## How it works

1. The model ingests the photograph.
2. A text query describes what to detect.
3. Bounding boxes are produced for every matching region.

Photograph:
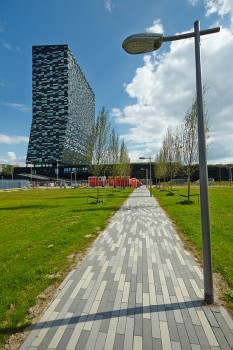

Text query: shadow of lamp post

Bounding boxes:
[123,21,220,304]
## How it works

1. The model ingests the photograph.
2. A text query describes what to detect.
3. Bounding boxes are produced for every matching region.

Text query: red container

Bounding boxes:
[88,177,106,187]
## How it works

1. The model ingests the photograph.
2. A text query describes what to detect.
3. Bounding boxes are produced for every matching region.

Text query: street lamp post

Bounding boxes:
[71,172,73,187]
[229,167,232,187]
[140,168,149,188]
[123,21,220,304]
[56,161,59,184]
[139,157,152,197]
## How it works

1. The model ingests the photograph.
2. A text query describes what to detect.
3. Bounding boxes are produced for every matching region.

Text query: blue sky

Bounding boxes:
[0,0,233,165]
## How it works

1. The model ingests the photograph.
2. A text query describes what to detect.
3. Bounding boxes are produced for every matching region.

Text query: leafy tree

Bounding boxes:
[107,127,119,185]
[179,90,209,201]
[154,152,167,187]
[161,126,181,191]
[119,139,131,186]
[2,165,14,176]
[91,107,111,176]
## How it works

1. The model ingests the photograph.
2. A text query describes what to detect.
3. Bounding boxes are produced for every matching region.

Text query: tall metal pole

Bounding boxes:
[194,20,214,304]
[57,162,59,183]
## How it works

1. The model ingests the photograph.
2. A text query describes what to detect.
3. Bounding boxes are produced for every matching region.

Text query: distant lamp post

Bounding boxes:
[123,21,220,304]
[141,167,148,188]
[71,172,74,187]
[139,157,152,196]
[229,167,232,187]
[56,161,59,183]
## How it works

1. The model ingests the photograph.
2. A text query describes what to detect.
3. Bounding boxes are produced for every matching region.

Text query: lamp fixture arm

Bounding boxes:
[163,27,220,43]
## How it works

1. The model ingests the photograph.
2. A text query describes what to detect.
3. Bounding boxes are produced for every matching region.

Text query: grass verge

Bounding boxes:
[152,186,233,313]
[0,187,133,348]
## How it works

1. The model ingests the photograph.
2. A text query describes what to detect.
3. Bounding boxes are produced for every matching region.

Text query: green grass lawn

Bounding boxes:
[152,185,233,311]
[0,187,133,347]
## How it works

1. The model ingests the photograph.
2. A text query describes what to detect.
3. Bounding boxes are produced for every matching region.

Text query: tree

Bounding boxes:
[91,107,111,179]
[107,127,119,185]
[119,139,131,186]
[179,89,209,201]
[2,165,14,176]
[154,152,167,187]
[161,126,181,191]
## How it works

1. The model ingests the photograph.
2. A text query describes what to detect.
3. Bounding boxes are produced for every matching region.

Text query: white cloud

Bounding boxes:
[1,102,30,112]
[0,152,26,166]
[112,20,233,164]
[188,0,199,6]
[0,134,29,144]
[146,19,164,34]
[0,39,20,52]
[104,0,115,12]
[205,0,233,28]
[7,151,16,161]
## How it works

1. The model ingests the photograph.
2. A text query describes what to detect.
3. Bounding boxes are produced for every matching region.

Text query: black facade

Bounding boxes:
[13,164,232,184]
[26,45,95,166]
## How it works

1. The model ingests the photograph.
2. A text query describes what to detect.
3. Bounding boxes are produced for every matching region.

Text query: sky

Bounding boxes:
[0,0,233,166]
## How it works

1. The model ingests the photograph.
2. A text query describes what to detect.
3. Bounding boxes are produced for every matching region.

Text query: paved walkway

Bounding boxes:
[20,187,233,350]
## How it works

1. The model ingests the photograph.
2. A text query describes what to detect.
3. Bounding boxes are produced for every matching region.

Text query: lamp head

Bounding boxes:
[122,33,163,54]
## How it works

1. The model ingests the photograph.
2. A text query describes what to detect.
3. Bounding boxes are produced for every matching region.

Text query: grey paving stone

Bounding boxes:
[143,319,153,350]
[166,309,180,342]
[123,317,134,350]
[56,328,75,350]
[108,281,119,302]
[177,322,192,350]
[181,309,199,344]
[94,332,107,349]
[114,334,125,350]
[152,337,163,350]
[75,329,90,350]
[212,327,232,350]
[127,291,136,317]
[97,289,110,314]
[130,273,137,292]
[134,305,143,336]
[83,314,103,350]
[142,273,149,293]
[211,311,233,348]
[194,325,212,349]
[99,302,113,333]
[116,303,128,335]
[125,267,132,282]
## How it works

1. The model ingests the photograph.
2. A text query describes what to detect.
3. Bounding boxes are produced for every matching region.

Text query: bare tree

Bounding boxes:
[107,127,119,185]
[162,126,181,191]
[119,139,131,186]
[91,107,111,179]
[179,90,209,201]
[154,152,166,187]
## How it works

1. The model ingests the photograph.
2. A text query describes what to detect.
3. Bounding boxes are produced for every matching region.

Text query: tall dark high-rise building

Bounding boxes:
[26,45,95,166]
